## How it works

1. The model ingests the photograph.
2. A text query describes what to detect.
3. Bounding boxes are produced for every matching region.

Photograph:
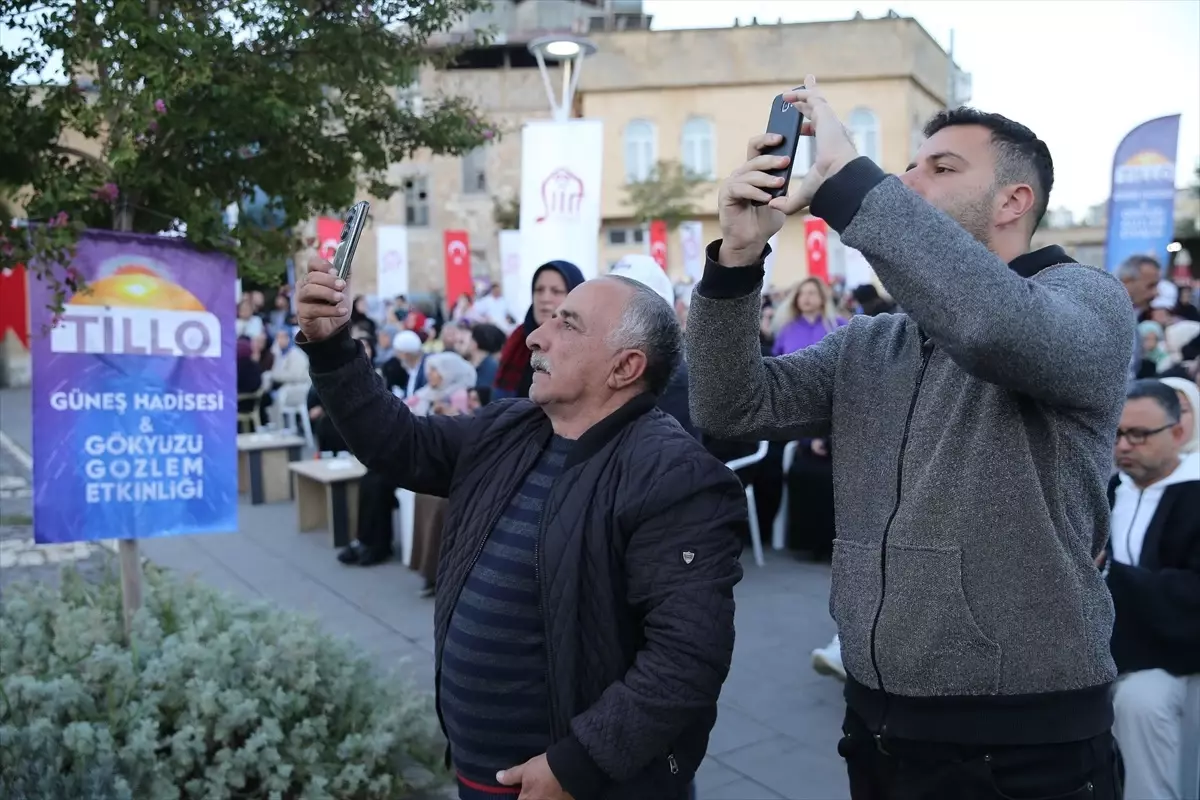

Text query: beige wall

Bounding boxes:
[579,17,950,288]
[347,63,564,297]
[328,17,956,297]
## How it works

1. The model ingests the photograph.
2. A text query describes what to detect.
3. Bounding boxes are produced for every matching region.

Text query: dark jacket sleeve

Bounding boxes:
[545,457,746,794]
[298,327,472,497]
[1107,538,1200,674]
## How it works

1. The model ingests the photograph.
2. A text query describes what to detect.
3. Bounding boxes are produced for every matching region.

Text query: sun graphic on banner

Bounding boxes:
[1123,150,1170,167]
[71,257,206,311]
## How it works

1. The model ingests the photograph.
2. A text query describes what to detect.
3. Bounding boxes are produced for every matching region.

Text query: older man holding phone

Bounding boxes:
[687,76,1134,798]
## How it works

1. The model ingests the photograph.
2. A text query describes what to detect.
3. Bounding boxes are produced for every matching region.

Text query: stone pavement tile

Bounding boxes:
[694,756,743,793]
[701,776,786,799]
[718,736,848,800]
[707,702,782,756]
[231,501,437,643]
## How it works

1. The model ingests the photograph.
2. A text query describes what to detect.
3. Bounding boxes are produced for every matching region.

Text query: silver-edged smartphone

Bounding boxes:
[332,201,370,281]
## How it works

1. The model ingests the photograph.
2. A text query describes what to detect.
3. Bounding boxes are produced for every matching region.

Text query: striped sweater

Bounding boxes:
[440,435,570,794]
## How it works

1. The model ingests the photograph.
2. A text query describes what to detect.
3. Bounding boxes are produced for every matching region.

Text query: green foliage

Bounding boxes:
[622,160,710,231]
[0,568,447,800]
[492,195,520,230]
[0,0,498,311]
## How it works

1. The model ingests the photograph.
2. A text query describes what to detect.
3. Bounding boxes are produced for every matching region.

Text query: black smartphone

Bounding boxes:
[332,201,370,281]
[758,92,805,203]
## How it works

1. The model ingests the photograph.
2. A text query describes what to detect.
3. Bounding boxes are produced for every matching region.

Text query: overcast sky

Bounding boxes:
[644,0,1200,218]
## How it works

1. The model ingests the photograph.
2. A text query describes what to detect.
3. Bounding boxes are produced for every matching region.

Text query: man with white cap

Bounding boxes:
[610,255,697,438]
[381,329,427,397]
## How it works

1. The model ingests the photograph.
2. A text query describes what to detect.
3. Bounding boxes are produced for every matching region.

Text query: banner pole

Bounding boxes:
[114,202,143,642]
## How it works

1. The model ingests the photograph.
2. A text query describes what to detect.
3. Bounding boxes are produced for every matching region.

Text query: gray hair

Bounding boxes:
[1116,255,1161,282]
[604,274,683,396]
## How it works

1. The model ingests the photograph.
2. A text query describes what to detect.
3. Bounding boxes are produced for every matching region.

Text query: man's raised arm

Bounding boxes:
[686,240,844,441]
[295,262,469,497]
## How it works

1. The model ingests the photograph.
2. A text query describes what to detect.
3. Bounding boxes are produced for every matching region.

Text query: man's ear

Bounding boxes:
[607,349,648,391]
[997,182,1036,229]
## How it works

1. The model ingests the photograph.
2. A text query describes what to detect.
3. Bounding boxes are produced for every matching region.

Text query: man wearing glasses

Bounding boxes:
[1101,379,1200,800]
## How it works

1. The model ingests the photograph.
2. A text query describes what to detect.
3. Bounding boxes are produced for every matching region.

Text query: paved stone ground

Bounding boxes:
[0,386,850,799]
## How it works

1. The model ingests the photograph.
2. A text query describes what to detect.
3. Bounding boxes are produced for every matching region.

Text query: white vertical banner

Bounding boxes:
[498,229,524,321]
[519,119,604,309]
[678,220,705,283]
[843,245,876,291]
[376,225,409,302]
[762,232,781,291]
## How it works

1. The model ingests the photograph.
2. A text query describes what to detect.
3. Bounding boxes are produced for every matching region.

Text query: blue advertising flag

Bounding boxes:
[1104,115,1181,273]
[28,231,239,544]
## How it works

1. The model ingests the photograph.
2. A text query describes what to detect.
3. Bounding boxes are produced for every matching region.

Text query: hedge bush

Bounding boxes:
[0,567,447,800]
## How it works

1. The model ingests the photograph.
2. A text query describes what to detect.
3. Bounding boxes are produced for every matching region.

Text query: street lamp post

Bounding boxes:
[528,34,598,122]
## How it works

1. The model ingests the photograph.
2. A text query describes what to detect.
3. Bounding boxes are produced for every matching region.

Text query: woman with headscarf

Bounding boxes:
[403,352,478,594]
[349,294,377,343]
[493,260,585,399]
[1161,377,1200,459]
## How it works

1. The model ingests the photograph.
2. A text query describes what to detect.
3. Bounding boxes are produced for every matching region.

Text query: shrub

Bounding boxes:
[0,567,447,800]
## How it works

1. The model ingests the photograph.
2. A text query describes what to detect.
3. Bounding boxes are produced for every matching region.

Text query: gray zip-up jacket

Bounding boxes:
[686,157,1136,746]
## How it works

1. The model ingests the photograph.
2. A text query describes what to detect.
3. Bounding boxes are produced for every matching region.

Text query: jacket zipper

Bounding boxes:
[866,336,934,747]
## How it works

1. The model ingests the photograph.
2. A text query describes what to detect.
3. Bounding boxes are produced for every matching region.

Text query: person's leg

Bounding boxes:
[838,707,890,800]
[353,471,396,566]
[812,633,845,680]
[1113,668,1188,800]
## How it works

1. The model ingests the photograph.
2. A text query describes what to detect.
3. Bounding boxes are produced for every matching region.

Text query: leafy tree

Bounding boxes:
[0,0,498,311]
[492,195,520,230]
[622,160,709,231]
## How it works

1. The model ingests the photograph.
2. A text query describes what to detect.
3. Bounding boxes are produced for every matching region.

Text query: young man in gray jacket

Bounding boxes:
[686,76,1135,798]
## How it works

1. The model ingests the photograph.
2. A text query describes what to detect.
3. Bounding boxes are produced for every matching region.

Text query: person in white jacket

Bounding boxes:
[267,328,311,427]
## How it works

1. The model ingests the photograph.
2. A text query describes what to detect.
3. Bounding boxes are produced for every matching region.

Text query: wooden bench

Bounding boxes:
[288,458,368,547]
[237,432,307,505]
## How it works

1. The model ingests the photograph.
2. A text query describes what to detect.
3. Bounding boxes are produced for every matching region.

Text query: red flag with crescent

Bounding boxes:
[805,217,829,282]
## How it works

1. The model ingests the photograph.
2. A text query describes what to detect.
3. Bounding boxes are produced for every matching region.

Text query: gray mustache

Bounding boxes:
[530,354,551,374]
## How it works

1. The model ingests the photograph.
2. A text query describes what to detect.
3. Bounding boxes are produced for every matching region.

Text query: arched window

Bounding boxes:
[680,117,715,179]
[624,120,657,183]
[847,107,881,165]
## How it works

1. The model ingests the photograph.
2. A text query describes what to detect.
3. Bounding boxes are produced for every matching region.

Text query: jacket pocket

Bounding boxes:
[874,543,1001,696]
[830,539,884,687]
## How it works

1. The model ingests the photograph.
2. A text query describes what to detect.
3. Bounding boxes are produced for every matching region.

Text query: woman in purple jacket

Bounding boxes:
[771,276,847,356]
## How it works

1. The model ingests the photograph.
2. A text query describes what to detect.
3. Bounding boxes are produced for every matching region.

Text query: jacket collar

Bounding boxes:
[563,392,658,469]
[1009,245,1076,278]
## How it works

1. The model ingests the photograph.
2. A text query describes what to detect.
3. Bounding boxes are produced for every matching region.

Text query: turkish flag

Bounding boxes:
[649,220,668,271]
[316,216,342,262]
[443,230,473,302]
[0,264,30,349]
[804,217,829,282]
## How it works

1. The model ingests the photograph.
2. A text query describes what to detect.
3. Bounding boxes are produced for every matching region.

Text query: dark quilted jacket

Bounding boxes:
[301,329,747,800]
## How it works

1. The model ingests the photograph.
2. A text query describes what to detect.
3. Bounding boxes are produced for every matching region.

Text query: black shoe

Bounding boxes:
[358,546,392,567]
[420,580,436,599]
[337,542,364,565]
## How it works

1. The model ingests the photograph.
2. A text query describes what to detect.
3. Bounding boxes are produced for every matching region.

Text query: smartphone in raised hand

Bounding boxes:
[332,201,370,281]
[757,92,805,204]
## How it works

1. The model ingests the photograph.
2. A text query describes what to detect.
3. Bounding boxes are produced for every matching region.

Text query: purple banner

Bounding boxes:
[1104,114,1181,273]
[29,230,238,544]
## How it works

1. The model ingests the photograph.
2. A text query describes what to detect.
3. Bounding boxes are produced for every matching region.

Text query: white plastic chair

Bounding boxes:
[724,441,770,567]
[772,440,802,552]
[1181,675,1200,798]
[276,403,314,447]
